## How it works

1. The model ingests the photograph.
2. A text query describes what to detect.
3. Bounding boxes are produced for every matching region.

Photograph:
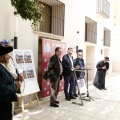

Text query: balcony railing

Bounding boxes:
[96,0,110,18]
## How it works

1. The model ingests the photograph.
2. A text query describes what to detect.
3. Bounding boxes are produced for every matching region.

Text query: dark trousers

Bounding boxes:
[0,102,12,120]
[50,77,60,105]
[102,72,106,88]
[64,72,75,98]
[93,71,107,89]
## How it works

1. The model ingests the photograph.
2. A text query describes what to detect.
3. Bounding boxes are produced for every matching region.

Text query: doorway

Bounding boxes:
[86,46,95,80]
[104,48,110,74]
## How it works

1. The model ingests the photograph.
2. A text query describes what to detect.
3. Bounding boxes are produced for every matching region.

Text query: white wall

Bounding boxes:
[112,34,120,71]
[18,18,38,71]
[0,0,39,72]
[112,0,120,72]
[0,0,14,45]
[0,0,114,79]
[84,0,114,75]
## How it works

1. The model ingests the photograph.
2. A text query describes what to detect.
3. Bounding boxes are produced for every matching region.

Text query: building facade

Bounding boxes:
[0,0,114,82]
[113,0,120,72]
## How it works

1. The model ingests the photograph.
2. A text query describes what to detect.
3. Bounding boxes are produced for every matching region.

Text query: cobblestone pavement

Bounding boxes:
[14,72,120,120]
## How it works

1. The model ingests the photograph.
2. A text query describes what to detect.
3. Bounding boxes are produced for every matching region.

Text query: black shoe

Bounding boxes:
[65,97,71,101]
[69,96,77,99]
[74,94,78,97]
[81,93,85,95]
[50,104,59,107]
[55,101,59,104]
[103,88,107,90]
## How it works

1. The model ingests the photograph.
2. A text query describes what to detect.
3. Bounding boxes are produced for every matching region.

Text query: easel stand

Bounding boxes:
[15,92,41,115]
[72,68,94,106]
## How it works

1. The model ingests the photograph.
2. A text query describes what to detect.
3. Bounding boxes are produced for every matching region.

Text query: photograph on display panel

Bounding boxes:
[15,51,24,64]
[13,49,40,96]
[24,51,32,63]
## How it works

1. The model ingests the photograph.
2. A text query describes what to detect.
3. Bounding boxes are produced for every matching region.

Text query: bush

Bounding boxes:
[11,0,44,28]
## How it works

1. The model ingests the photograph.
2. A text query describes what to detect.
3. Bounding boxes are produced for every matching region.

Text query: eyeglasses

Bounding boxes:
[58,51,62,52]
[78,54,82,56]
[3,44,10,47]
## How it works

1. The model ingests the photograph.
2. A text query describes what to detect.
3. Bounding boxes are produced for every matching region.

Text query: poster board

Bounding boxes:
[42,38,66,98]
[13,50,40,96]
[77,78,87,94]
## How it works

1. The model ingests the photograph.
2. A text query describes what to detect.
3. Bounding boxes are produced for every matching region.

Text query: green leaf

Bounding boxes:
[10,0,44,29]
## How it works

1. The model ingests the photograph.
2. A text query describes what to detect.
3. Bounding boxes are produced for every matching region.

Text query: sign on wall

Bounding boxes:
[13,50,40,96]
[42,38,66,98]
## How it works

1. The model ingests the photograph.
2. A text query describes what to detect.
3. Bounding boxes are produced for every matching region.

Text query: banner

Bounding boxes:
[13,50,40,96]
[42,38,66,98]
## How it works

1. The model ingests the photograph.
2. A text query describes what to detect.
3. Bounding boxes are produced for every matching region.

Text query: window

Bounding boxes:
[85,17,97,44]
[35,0,65,36]
[96,0,110,18]
[104,28,111,47]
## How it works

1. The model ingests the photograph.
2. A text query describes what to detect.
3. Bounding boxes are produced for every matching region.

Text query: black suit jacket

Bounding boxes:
[96,60,109,72]
[47,54,62,83]
[62,54,73,76]
[0,64,17,102]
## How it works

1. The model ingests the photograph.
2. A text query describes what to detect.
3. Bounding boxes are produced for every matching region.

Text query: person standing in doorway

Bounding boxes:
[47,47,62,107]
[62,47,76,101]
[93,56,110,90]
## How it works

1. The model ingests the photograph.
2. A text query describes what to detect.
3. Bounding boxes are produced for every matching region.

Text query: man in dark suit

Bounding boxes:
[62,47,76,101]
[47,47,62,107]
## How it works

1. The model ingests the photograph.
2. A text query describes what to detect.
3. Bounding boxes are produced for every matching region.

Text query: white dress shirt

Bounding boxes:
[68,55,73,68]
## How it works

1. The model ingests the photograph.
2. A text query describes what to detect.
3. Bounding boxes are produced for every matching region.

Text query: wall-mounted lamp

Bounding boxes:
[76,31,79,53]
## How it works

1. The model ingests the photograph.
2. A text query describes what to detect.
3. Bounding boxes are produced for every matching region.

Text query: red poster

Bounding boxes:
[42,38,66,98]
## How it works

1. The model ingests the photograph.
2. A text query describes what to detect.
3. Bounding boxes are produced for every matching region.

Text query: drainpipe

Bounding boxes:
[76,31,79,53]
[14,11,18,49]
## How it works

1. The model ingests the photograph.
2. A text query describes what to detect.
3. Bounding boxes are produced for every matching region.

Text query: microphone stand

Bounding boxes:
[72,68,95,106]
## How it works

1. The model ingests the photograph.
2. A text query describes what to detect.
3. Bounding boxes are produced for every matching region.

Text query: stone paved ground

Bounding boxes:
[13,72,120,120]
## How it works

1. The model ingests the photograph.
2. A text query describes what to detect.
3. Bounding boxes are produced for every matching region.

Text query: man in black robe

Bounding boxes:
[93,56,110,90]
